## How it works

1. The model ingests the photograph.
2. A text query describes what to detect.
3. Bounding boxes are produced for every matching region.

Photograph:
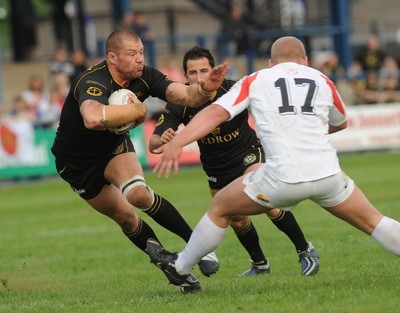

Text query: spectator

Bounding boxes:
[131,11,153,48]
[7,95,35,122]
[314,51,346,83]
[50,73,70,113]
[353,33,388,74]
[355,69,400,104]
[49,47,75,83]
[349,33,399,104]
[10,0,38,61]
[21,74,58,129]
[216,5,250,60]
[119,10,153,60]
[51,0,74,52]
[69,48,89,84]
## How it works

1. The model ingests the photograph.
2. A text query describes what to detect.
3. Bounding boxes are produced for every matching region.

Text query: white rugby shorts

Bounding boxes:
[242,167,354,210]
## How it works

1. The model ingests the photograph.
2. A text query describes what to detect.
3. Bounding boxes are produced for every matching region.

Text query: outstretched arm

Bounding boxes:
[153,104,230,178]
[165,62,230,107]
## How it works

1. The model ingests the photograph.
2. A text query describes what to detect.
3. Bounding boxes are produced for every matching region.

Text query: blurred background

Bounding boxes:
[0,0,399,106]
[1,0,400,180]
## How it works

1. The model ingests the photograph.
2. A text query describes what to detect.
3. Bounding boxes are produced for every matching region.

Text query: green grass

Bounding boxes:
[1,151,399,313]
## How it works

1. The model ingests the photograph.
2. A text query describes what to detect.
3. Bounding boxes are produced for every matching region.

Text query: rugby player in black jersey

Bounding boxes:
[149,46,319,277]
[51,30,230,294]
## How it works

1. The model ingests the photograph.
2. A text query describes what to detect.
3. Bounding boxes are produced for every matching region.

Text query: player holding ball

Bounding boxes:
[51,29,230,294]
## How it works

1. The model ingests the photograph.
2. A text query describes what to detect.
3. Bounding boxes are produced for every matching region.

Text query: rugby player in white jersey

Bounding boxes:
[146,36,400,292]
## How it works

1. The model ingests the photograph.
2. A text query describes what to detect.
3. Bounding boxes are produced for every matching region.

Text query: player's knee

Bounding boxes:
[230,215,250,232]
[266,207,282,218]
[120,175,154,209]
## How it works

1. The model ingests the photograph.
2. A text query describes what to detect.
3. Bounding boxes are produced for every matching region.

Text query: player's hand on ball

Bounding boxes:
[107,89,146,134]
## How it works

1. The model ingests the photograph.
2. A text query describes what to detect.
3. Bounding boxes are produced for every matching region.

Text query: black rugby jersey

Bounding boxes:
[51,60,173,166]
[153,79,260,171]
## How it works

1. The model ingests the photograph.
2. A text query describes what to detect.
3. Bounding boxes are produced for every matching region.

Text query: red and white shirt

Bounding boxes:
[214,62,347,183]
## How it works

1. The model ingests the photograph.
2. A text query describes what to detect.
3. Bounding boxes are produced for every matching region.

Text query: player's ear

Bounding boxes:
[107,52,117,65]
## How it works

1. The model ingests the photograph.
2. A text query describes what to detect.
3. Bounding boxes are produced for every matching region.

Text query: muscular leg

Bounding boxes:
[267,208,308,252]
[325,185,400,255]
[142,193,193,242]
[86,183,159,252]
[210,188,267,265]
[106,152,193,243]
[176,176,268,274]
[230,215,268,264]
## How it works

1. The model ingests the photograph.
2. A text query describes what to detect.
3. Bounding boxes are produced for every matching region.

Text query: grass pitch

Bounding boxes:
[1,151,399,313]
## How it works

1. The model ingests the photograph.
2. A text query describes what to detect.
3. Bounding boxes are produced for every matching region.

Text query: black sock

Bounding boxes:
[142,193,193,242]
[234,221,267,264]
[269,210,308,252]
[123,218,159,253]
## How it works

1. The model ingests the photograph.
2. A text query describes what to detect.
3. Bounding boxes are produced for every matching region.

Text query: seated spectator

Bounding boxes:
[50,72,70,112]
[355,69,400,104]
[21,74,59,128]
[48,46,74,83]
[69,48,88,84]
[7,94,35,122]
[317,51,346,83]
[349,33,400,104]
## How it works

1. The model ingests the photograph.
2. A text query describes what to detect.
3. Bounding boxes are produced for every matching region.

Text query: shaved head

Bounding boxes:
[270,36,307,65]
[106,29,140,54]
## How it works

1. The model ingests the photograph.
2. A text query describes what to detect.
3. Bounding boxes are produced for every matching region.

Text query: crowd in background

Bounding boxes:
[312,33,400,106]
[1,46,89,131]
[2,2,400,131]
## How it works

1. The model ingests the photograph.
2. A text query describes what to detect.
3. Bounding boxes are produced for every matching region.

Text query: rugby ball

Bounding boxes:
[107,89,138,135]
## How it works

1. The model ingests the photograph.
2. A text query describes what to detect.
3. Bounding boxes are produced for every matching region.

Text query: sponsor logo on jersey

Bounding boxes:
[156,114,165,127]
[256,194,270,202]
[134,91,144,98]
[211,127,221,136]
[74,188,86,195]
[243,153,256,166]
[112,140,127,154]
[199,127,240,145]
[86,86,103,96]
[207,176,217,183]
[86,80,107,90]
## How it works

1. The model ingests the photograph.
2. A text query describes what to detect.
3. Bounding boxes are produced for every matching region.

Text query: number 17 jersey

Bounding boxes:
[214,62,348,183]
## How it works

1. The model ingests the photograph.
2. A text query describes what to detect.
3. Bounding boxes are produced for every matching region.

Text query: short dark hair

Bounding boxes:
[106,29,139,54]
[182,46,215,73]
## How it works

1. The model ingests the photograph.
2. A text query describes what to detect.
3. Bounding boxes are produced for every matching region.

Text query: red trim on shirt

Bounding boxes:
[321,74,345,115]
[232,72,258,106]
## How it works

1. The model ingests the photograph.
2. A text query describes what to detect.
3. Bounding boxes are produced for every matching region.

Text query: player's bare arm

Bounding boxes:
[165,62,230,107]
[149,128,176,154]
[328,121,347,134]
[154,104,230,178]
[80,97,147,130]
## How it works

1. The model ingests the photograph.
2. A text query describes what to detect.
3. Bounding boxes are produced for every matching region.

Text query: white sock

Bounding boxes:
[175,213,227,274]
[371,216,400,256]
